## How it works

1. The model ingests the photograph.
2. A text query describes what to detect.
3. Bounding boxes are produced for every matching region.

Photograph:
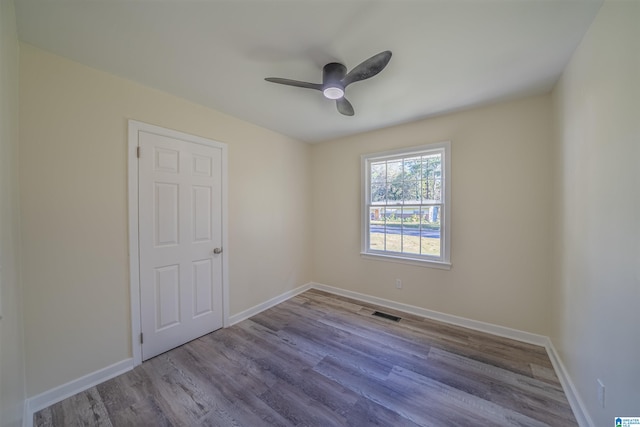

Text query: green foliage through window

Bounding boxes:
[363,142,450,265]
[370,154,441,204]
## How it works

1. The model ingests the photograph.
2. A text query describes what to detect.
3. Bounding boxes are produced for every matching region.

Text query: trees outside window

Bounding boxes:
[361,142,450,268]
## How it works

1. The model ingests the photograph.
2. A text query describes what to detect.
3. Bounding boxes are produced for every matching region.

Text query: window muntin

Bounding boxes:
[362,142,450,267]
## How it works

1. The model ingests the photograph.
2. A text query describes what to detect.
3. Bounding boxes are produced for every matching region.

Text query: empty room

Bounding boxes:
[1,1,638,426]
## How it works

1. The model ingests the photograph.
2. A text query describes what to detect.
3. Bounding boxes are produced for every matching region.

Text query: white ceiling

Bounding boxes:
[15,0,602,143]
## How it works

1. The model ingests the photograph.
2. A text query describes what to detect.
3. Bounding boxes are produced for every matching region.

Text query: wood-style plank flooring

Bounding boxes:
[35,289,577,426]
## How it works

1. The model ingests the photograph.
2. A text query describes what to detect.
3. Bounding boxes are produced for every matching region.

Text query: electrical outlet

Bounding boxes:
[395,279,402,289]
[597,379,605,408]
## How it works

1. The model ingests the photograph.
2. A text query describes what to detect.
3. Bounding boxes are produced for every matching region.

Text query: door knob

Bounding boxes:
[213,247,223,255]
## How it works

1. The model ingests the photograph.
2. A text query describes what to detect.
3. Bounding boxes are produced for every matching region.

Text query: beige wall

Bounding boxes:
[19,43,312,397]
[311,94,554,335]
[15,5,639,422]
[0,0,25,425]
[551,1,640,424]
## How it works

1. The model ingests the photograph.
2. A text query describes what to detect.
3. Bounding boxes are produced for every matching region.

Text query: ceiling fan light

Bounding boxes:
[323,86,344,100]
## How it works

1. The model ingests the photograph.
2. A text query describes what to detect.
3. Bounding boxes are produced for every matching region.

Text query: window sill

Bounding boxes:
[360,252,452,270]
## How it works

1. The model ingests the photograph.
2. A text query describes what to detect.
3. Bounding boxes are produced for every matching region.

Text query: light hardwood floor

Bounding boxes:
[35,289,577,426]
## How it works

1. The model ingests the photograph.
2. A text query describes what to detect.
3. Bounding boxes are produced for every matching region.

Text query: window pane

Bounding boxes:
[384,231,402,253]
[371,162,386,183]
[422,155,440,182]
[387,159,402,183]
[385,159,405,202]
[371,183,386,204]
[401,206,421,255]
[403,156,421,181]
[403,180,420,203]
[369,207,386,251]
[422,153,441,173]
[421,178,442,203]
[421,154,441,203]
[387,182,402,202]
[383,208,401,252]
[420,206,441,257]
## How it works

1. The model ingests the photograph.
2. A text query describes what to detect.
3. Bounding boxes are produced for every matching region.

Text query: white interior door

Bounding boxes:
[138,129,223,361]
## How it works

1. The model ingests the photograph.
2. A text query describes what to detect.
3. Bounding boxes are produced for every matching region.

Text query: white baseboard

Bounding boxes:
[310,282,549,346]
[545,341,594,427]
[228,282,312,326]
[23,358,133,427]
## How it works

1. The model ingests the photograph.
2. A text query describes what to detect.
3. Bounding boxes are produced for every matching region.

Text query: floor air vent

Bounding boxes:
[372,311,401,322]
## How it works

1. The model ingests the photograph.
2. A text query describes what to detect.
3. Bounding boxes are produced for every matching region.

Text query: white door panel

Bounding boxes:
[138,130,223,360]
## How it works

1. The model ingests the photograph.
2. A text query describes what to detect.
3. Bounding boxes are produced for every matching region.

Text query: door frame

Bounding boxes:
[128,120,229,366]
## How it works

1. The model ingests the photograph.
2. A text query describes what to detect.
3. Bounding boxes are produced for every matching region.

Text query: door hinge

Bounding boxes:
[136,146,141,158]
[140,332,144,344]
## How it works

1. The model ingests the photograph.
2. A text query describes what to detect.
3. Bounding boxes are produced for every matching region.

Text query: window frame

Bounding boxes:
[361,141,451,269]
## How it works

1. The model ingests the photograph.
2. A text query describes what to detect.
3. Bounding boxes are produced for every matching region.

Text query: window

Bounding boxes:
[361,142,450,268]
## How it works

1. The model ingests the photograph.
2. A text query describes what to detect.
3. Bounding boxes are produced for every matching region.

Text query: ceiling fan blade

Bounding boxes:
[336,97,354,116]
[264,78,322,91]
[342,51,392,87]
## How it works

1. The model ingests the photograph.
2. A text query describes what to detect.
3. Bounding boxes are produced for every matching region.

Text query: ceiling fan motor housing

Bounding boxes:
[323,62,347,92]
